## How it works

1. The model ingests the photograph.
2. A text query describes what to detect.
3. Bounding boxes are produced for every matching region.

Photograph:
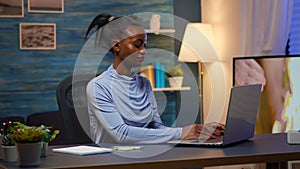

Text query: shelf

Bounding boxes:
[153,86,191,92]
[145,29,175,34]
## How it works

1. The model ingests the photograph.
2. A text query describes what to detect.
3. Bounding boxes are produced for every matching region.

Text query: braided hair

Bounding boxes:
[85,13,141,53]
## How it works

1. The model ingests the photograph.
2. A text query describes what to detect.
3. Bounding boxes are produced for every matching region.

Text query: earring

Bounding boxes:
[114,47,120,52]
[113,43,120,52]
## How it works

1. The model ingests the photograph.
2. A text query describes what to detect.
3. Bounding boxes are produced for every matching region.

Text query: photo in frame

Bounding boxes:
[28,0,64,13]
[0,0,24,18]
[19,23,56,50]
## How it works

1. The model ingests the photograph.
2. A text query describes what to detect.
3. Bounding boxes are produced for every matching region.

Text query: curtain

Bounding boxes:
[289,0,300,54]
[240,0,293,56]
[202,0,294,168]
[201,0,293,58]
[239,0,294,134]
[201,0,294,127]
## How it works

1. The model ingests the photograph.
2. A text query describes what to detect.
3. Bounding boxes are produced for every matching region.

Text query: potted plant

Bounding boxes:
[1,133,18,162]
[165,64,184,88]
[9,122,59,167]
[40,125,60,157]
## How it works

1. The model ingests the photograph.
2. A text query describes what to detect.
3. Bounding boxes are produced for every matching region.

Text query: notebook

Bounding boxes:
[168,84,262,147]
[52,145,113,156]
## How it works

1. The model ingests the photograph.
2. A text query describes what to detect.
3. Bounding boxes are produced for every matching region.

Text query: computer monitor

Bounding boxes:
[233,55,300,134]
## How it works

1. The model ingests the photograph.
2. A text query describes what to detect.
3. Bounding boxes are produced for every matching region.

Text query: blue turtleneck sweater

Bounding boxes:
[87,65,182,144]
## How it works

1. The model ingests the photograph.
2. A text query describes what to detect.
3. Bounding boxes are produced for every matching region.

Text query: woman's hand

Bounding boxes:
[181,122,225,140]
[181,124,202,140]
[201,122,225,138]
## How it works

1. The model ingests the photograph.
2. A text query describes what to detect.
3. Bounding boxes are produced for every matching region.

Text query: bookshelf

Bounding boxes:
[153,86,191,92]
[145,29,176,34]
[153,86,192,127]
[140,64,191,92]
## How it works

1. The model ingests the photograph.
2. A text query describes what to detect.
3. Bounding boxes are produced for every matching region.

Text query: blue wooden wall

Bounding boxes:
[0,0,175,119]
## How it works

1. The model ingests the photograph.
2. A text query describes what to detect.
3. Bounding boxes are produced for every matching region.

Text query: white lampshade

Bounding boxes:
[178,23,227,124]
[178,23,218,62]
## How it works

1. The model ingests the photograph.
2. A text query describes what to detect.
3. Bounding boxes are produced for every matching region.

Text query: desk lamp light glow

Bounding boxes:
[178,23,225,124]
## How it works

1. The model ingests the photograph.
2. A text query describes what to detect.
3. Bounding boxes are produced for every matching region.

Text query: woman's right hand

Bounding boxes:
[181,124,202,140]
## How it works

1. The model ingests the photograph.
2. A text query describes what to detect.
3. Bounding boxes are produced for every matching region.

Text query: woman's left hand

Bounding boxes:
[198,122,225,139]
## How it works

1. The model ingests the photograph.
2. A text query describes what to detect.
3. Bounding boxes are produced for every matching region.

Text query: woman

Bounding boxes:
[85,13,223,144]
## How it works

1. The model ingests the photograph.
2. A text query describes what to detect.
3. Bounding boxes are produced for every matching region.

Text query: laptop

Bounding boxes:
[168,84,262,147]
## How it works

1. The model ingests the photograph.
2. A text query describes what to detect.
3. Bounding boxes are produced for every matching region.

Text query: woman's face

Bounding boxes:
[115,25,147,68]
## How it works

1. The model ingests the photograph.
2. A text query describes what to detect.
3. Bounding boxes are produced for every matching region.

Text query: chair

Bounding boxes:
[56,74,96,144]
[26,111,68,145]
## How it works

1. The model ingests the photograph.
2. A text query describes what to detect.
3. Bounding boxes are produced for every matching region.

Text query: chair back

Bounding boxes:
[26,111,68,145]
[56,74,95,144]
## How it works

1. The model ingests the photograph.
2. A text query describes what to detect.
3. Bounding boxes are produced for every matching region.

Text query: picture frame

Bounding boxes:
[0,0,24,18]
[19,23,56,50]
[28,0,64,13]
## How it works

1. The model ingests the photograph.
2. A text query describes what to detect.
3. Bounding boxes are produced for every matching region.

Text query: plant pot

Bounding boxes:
[41,142,48,157]
[16,142,42,167]
[168,77,183,88]
[1,145,18,162]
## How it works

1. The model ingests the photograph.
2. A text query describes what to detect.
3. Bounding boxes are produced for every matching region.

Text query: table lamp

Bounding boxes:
[178,23,219,124]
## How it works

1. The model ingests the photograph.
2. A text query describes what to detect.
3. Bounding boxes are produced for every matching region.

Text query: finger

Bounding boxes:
[198,124,222,137]
[203,126,223,137]
[216,123,225,130]
[207,122,225,129]
[200,129,214,137]
[199,133,211,139]
[212,127,224,136]
[202,125,217,135]
[206,123,225,133]
[195,124,203,132]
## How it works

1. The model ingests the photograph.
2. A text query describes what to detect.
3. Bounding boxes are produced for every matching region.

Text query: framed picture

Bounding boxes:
[28,0,64,13]
[0,0,24,18]
[19,23,56,50]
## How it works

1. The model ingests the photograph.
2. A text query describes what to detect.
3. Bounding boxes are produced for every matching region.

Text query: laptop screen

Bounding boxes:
[223,84,262,146]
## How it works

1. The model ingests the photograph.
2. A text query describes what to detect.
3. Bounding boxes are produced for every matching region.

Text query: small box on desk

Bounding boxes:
[287,130,300,144]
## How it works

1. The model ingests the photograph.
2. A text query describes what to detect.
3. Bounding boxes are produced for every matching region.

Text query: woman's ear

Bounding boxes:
[111,40,120,53]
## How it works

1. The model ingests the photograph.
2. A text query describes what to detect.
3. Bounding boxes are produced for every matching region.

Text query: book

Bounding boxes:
[160,65,165,88]
[140,63,165,89]
[52,145,113,156]
[140,64,155,88]
[154,62,161,88]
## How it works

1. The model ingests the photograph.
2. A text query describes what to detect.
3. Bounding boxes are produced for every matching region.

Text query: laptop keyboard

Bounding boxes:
[204,135,224,143]
[167,135,224,145]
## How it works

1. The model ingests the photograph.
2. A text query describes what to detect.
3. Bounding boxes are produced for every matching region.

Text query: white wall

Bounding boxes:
[201,0,244,123]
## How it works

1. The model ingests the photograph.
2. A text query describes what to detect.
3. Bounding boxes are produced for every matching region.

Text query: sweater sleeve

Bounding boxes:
[148,90,168,129]
[87,80,182,144]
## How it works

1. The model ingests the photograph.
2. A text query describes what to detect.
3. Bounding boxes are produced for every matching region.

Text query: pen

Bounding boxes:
[112,146,143,151]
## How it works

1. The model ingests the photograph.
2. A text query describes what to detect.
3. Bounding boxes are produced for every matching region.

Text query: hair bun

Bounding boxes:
[108,16,115,22]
